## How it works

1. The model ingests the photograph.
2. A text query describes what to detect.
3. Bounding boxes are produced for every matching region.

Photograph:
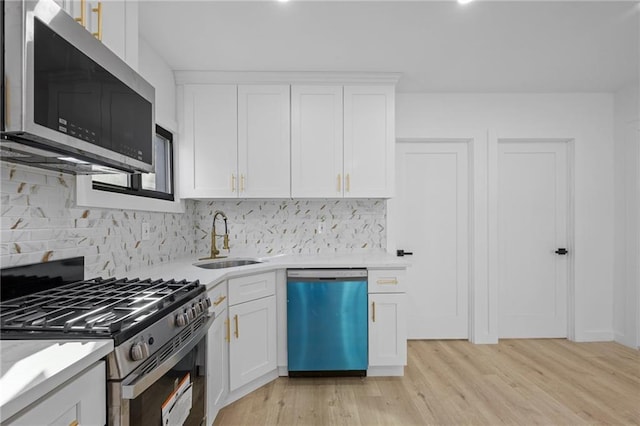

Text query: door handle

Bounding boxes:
[396,249,414,257]
[555,248,568,255]
[234,314,239,338]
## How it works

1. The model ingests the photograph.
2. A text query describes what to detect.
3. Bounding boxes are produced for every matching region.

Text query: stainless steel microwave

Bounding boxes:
[1,0,155,174]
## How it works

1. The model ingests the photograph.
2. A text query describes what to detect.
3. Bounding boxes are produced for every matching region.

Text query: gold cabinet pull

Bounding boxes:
[337,174,342,192]
[377,279,398,285]
[225,318,230,343]
[213,295,227,306]
[234,314,239,338]
[69,421,79,426]
[231,174,236,192]
[346,173,350,192]
[75,0,87,27]
[372,301,376,322]
[240,174,245,192]
[91,2,102,41]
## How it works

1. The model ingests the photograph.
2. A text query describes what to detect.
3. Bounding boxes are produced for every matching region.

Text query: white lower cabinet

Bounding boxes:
[7,361,106,425]
[228,295,277,391]
[207,285,229,425]
[368,268,407,375]
[368,293,407,367]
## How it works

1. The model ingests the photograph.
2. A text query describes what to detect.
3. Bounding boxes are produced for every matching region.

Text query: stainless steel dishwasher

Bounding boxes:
[287,269,368,377]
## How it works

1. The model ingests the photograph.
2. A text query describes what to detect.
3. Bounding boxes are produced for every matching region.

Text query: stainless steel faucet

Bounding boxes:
[201,210,230,260]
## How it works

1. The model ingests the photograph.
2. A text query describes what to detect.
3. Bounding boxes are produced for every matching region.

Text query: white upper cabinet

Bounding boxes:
[53,0,137,66]
[176,73,398,199]
[343,85,395,198]
[291,84,395,198]
[291,85,344,198]
[238,85,291,198]
[179,84,238,198]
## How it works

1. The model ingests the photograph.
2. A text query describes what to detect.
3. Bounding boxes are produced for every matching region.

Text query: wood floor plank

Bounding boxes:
[214,340,640,426]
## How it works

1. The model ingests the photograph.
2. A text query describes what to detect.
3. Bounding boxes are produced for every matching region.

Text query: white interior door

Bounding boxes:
[498,141,568,338]
[396,141,469,339]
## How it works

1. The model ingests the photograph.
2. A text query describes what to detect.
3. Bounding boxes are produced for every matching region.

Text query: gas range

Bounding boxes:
[1,258,212,425]
[0,275,211,379]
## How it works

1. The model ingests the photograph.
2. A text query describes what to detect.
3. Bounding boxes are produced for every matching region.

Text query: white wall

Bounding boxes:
[138,36,177,131]
[613,83,640,348]
[396,93,614,343]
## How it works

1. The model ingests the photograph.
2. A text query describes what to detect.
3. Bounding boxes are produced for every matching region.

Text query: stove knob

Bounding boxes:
[187,307,196,321]
[175,312,189,327]
[194,301,204,314]
[204,297,212,308]
[130,342,150,362]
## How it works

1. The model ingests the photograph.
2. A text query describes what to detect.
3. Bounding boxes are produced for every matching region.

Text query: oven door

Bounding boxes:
[110,315,213,426]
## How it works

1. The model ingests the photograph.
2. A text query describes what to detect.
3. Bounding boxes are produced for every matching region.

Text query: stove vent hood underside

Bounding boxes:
[1,135,132,175]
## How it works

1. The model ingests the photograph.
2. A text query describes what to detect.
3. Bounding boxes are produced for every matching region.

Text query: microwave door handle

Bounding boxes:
[120,315,214,400]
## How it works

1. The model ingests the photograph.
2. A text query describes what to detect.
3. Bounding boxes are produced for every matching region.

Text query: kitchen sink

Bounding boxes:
[193,258,264,269]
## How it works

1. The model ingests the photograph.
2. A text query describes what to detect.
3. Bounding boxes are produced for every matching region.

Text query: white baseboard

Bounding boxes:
[367,366,405,377]
[573,330,614,342]
[614,331,639,349]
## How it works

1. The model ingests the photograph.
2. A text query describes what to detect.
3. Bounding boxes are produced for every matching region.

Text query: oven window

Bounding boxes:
[91,125,174,201]
[129,339,206,426]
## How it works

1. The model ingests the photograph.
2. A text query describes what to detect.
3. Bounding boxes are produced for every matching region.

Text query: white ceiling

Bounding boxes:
[138,1,640,93]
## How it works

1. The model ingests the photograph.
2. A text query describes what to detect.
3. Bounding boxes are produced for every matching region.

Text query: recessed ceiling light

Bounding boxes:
[458,0,475,4]
[277,0,290,3]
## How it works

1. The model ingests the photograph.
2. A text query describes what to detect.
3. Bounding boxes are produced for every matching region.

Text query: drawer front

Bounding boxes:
[208,281,228,317]
[368,269,406,293]
[228,272,276,306]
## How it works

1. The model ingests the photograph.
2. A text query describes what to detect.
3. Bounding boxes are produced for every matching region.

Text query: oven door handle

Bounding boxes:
[120,315,214,400]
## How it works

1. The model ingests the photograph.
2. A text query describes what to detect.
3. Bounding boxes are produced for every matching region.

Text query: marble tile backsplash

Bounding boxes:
[1,163,197,278]
[193,199,387,257]
[1,163,387,278]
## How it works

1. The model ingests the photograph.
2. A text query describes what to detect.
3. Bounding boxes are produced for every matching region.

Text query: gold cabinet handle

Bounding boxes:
[69,421,79,426]
[234,314,239,338]
[337,174,342,192]
[377,279,398,285]
[231,174,236,192]
[91,2,102,41]
[346,173,350,192]
[75,0,87,27]
[213,295,227,306]
[372,301,376,322]
[240,174,245,192]
[225,318,230,343]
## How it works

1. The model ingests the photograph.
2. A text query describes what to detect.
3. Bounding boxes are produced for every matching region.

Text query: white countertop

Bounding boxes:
[0,252,408,421]
[129,251,410,290]
[0,339,114,422]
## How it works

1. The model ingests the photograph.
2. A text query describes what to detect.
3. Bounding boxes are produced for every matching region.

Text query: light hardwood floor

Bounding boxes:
[214,340,640,425]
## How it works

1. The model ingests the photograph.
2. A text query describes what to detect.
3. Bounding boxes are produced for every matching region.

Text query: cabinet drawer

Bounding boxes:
[368,269,406,293]
[228,272,276,306]
[208,281,228,317]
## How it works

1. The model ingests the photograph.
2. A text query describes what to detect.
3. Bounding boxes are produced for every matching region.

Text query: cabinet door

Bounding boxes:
[180,84,238,198]
[207,310,228,423]
[343,85,395,198]
[238,85,290,198]
[368,293,407,366]
[7,362,106,425]
[229,295,277,391]
[87,0,135,63]
[291,85,344,198]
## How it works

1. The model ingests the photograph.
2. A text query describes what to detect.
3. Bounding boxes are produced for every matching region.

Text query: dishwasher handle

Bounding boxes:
[287,269,367,279]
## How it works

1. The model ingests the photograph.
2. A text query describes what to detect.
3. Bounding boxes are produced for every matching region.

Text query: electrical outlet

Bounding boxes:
[142,222,150,241]
[317,222,325,234]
